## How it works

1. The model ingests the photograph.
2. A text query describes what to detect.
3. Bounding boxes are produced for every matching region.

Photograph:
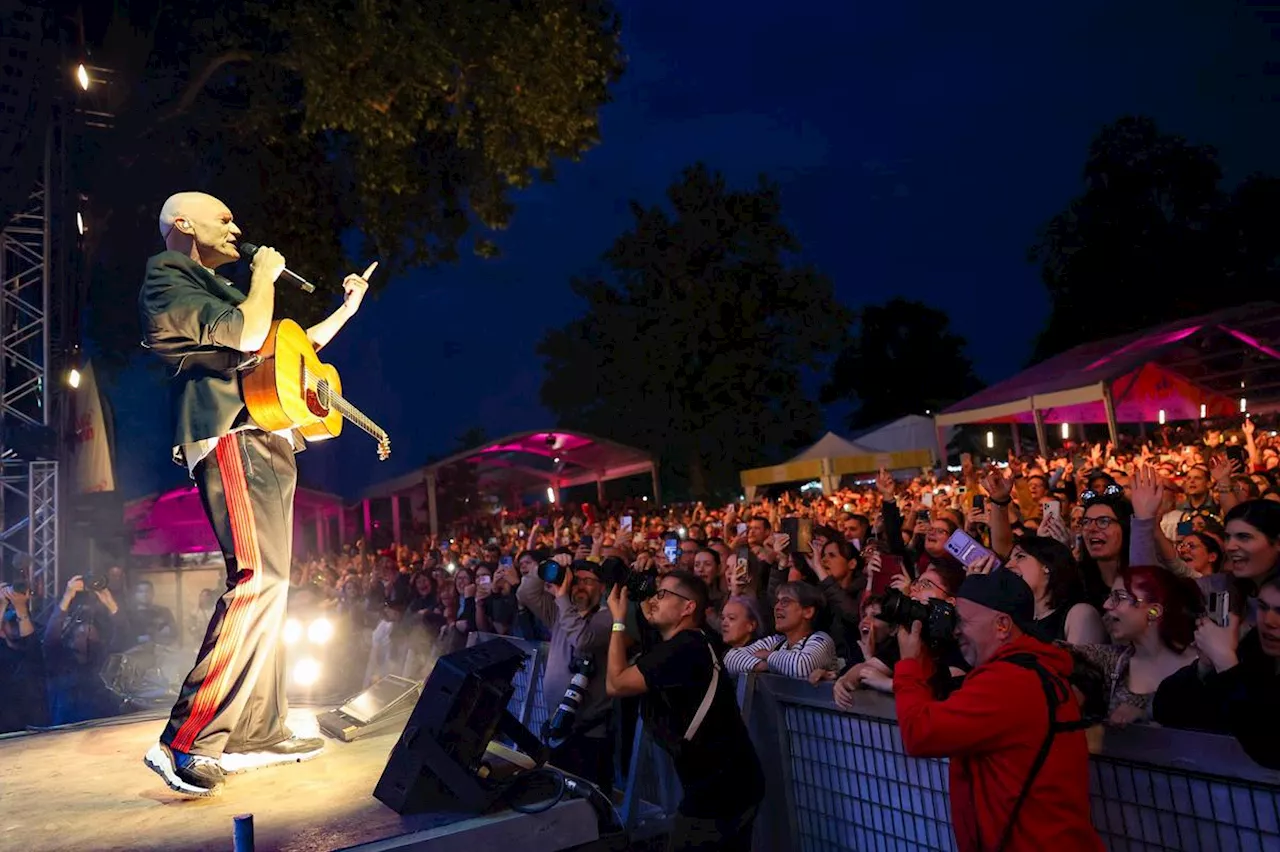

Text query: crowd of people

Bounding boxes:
[4,416,1280,843]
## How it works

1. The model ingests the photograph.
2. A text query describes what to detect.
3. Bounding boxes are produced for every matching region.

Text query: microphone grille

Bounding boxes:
[238,241,259,257]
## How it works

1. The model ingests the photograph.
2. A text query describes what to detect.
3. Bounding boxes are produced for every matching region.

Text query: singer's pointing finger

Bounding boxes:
[361,261,378,280]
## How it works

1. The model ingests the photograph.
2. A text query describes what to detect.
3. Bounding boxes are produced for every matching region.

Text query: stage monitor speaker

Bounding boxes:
[373,638,547,815]
[317,675,422,742]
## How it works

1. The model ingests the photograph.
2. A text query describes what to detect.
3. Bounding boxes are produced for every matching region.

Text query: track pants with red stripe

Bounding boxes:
[160,430,297,758]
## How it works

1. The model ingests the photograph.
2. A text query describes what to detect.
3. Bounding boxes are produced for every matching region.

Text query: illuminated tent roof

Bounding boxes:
[936,303,1280,427]
[125,485,344,555]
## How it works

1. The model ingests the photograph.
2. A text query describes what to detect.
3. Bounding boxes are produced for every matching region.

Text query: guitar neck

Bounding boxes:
[329,394,387,442]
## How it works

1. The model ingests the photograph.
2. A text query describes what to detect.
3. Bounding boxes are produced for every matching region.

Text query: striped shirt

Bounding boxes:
[724,631,837,680]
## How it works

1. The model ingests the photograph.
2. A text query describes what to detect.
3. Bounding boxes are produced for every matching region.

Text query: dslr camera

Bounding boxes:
[84,574,108,592]
[876,588,958,646]
[597,555,656,602]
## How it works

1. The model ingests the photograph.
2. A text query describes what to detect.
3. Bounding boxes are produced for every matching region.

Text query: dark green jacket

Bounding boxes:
[138,251,252,455]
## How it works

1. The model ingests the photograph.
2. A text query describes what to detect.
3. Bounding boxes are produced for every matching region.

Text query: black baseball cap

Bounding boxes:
[956,570,1049,641]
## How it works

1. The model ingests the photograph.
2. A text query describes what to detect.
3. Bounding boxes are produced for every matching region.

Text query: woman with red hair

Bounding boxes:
[1071,565,1203,727]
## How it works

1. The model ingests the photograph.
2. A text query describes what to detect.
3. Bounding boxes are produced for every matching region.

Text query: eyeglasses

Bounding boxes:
[910,576,942,594]
[654,588,691,603]
[775,596,801,608]
[1080,516,1119,530]
[1105,589,1149,608]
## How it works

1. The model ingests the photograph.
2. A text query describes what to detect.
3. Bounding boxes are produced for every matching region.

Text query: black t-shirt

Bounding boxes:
[482,592,519,629]
[635,629,765,818]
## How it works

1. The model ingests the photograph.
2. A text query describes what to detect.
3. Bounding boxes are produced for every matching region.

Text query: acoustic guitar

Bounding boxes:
[242,319,391,460]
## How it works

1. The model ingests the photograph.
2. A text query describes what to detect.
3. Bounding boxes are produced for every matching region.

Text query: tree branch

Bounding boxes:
[159,49,254,122]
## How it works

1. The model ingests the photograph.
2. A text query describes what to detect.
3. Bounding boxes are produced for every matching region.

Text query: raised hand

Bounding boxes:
[981,466,1014,504]
[876,468,896,500]
[1129,465,1164,520]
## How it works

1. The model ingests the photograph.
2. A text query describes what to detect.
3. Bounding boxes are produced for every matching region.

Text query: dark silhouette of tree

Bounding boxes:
[1029,115,1280,362]
[821,298,981,430]
[74,0,623,364]
[539,163,850,498]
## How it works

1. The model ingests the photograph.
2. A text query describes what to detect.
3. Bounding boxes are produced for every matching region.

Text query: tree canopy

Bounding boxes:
[821,298,981,429]
[538,163,851,498]
[1029,115,1280,363]
[76,0,623,363]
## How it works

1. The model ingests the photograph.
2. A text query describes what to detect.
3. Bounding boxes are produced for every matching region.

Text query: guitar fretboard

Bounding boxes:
[302,366,387,442]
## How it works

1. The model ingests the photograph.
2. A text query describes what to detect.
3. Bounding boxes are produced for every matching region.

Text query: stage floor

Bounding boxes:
[0,707,596,852]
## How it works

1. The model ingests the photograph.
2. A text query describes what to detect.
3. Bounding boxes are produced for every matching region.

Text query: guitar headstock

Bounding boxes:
[377,433,391,461]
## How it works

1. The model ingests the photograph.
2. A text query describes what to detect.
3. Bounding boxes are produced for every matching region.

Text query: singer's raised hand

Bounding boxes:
[250,246,286,285]
[342,261,375,314]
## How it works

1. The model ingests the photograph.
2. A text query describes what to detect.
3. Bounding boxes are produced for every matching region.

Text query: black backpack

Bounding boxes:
[984,653,1094,852]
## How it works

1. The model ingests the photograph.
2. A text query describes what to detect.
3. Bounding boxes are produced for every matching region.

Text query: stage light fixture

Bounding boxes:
[1060,423,1069,439]
[283,618,303,645]
[546,486,556,504]
[1241,398,1248,414]
[307,617,334,645]
[76,63,89,90]
[292,657,322,686]
[1158,410,1166,425]
[66,368,81,389]
[986,431,994,449]
[1200,403,1207,418]
[76,211,85,235]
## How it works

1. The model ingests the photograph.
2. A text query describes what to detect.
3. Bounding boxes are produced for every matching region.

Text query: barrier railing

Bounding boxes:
[746,674,1280,852]
[466,633,1280,851]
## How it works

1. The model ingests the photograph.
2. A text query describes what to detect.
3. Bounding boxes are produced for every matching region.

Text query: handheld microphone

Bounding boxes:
[238,242,316,293]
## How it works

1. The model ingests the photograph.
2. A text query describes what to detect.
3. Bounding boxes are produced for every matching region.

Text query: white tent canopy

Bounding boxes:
[855,415,953,455]
[787,432,874,463]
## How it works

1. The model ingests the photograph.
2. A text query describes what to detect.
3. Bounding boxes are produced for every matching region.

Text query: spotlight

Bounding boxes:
[1158,410,1166,425]
[1200,403,1207,419]
[67,368,81,389]
[547,487,556,504]
[283,618,303,645]
[292,657,322,687]
[76,211,86,235]
[1241,398,1248,414]
[307,617,334,644]
[75,63,89,91]
[1060,423,1069,440]
[986,431,994,449]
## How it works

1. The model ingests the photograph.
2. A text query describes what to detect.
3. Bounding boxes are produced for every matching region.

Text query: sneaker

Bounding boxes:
[220,735,325,775]
[144,743,225,797]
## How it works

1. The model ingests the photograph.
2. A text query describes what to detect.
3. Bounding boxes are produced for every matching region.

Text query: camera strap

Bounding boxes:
[683,643,721,742]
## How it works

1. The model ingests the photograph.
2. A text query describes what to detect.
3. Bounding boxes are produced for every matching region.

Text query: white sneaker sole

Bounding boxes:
[144,743,222,798]
[219,746,324,775]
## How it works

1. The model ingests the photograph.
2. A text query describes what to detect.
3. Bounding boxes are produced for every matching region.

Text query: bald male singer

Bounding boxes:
[140,192,372,797]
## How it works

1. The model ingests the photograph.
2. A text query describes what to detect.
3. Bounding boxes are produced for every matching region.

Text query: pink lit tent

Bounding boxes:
[935,303,1280,455]
[125,485,346,556]
[361,430,657,538]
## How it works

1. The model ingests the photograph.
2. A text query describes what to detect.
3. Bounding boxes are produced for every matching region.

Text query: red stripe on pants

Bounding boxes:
[171,435,265,754]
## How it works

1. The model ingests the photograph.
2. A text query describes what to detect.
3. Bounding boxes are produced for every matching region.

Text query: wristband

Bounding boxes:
[990,496,1012,507]
[611,622,627,633]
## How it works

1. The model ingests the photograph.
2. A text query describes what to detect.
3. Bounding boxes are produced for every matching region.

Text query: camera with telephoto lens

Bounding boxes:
[10,580,29,596]
[545,655,596,747]
[597,555,657,602]
[537,559,568,585]
[876,588,958,645]
[84,574,108,592]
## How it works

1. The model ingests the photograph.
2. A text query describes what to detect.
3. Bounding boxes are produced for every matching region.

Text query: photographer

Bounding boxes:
[44,575,126,725]
[516,553,614,792]
[606,571,764,852]
[894,570,1101,852]
[1,581,47,732]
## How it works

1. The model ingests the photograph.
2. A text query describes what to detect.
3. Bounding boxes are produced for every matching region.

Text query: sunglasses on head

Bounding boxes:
[1081,484,1124,504]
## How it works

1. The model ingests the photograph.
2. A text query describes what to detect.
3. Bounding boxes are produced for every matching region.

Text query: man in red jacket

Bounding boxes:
[895,570,1103,852]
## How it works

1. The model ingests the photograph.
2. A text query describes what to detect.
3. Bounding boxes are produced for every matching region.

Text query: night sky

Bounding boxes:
[107,0,1280,502]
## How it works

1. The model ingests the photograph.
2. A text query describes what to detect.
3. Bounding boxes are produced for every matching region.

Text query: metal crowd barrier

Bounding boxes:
[745,674,1280,852]
[467,633,1280,850]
